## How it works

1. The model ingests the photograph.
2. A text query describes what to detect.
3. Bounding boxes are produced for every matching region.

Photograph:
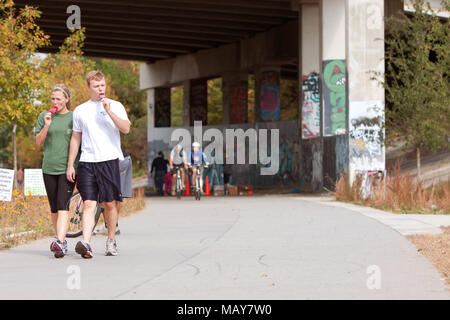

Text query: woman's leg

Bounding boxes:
[56,210,70,242]
[51,213,58,234]
[42,174,59,235]
[55,174,76,242]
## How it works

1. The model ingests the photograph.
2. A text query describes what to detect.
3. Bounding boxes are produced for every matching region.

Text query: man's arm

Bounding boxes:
[102,99,131,134]
[202,152,209,165]
[66,131,82,182]
[107,109,131,134]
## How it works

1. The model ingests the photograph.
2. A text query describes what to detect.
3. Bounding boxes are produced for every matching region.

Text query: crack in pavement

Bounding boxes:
[113,213,241,299]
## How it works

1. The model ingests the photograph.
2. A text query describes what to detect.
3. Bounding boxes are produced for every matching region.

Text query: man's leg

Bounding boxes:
[171,173,176,195]
[192,170,197,190]
[180,168,185,189]
[82,200,98,243]
[103,201,118,240]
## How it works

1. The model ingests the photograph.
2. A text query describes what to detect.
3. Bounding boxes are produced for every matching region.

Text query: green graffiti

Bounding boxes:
[324,60,346,135]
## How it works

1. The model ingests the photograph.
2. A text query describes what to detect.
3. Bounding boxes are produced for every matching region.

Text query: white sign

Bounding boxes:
[0,169,14,202]
[24,169,47,196]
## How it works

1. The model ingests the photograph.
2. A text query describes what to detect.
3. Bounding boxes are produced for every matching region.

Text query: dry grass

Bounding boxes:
[407,226,450,286]
[335,161,450,214]
[0,188,146,249]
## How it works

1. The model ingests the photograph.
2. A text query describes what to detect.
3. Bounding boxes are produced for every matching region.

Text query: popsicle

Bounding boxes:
[49,106,58,114]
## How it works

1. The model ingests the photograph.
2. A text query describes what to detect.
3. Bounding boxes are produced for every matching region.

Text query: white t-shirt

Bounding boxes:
[73,99,129,162]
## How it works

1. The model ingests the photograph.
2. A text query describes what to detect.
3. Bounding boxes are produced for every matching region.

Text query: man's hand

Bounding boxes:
[101,98,131,134]
[66,165,76,183]
[101,97,111,113]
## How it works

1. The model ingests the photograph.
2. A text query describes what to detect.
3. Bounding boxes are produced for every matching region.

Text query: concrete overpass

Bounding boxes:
[16,0,409,191]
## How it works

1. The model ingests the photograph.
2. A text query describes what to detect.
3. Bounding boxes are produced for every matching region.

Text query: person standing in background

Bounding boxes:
[151,151,168,196]
[16,167,24,191]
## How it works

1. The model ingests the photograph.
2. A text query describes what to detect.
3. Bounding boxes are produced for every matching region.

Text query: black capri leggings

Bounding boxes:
[43,173,76,213]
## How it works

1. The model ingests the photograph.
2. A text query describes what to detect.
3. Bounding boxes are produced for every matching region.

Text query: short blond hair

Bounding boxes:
[85,70,105,87]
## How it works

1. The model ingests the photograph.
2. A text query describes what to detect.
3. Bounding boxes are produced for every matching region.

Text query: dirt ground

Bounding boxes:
[407,226,450,286]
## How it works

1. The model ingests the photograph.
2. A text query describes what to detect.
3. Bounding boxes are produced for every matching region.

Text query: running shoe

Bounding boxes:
[105,239,118,256]
[75,240,93,259]
[50,239,67,258]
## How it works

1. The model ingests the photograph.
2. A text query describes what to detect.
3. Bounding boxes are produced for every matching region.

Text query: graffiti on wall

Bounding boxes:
[323,60,346,136]
[301,72,320,138]
[349,101,385,171]
[259,71,280,121]
[155,88,171,127]
[230,85,247,124]
[147,121,299,188]
[190,78,208,126]
[278,134,300,184]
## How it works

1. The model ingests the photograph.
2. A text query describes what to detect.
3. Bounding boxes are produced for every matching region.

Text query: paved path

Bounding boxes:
[0,195,448,299]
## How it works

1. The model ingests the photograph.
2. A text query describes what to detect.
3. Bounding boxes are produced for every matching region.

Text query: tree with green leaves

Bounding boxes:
[0,0,50,188]
[40,28,97,109]
[373,0,450,180]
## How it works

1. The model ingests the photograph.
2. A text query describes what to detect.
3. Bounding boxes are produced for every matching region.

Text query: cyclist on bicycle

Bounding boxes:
[169,144,188,196]
[188,142,209,194]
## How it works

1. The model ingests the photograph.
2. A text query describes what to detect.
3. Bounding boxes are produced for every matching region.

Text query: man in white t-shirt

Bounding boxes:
[66,70,131,258]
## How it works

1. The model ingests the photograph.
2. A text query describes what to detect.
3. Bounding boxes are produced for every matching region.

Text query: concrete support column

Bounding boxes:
[320,0,348,191]
[347,0,385,182]
[255,66,281,122]
[154,87,171,127]
[146,88,157,187]
[189,78,208,126]
[298,2,322,192]
[222,72,248,125]
[182,80,190,127]
[321,0,347,137]
[299,4,320,139]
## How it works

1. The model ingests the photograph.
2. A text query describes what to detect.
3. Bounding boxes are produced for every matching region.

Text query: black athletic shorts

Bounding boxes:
[171,163,185,175]
[77,159,123,203]
[43,173,76,213]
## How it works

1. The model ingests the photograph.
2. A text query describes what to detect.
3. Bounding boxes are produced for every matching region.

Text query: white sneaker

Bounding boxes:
[105,239,118,256]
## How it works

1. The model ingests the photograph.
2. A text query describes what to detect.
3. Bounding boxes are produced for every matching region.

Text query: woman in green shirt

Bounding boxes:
[35,84,76,258]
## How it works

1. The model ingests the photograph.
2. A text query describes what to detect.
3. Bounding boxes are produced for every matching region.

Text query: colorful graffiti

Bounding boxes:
[301,72,320,138]
[230,85,247,124]
[155,88,171,127]
[349,101,385,171]
[278,134,299,184]
[323,60,346,136]
[259,71,280,121]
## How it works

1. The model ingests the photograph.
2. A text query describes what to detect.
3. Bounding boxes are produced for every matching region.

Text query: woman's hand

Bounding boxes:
[44,112,52,127]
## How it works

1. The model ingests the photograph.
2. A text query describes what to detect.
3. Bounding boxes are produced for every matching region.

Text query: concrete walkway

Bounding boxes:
[0,195,448,300]
[300,196,450,236]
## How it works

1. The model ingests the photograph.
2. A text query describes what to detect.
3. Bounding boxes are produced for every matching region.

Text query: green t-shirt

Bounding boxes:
[35,111,78,175]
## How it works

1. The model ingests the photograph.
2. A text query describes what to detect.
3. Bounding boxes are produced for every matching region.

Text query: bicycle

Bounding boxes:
[173,165,184,199]
[66,192,103,238]
[190,164,208,200]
